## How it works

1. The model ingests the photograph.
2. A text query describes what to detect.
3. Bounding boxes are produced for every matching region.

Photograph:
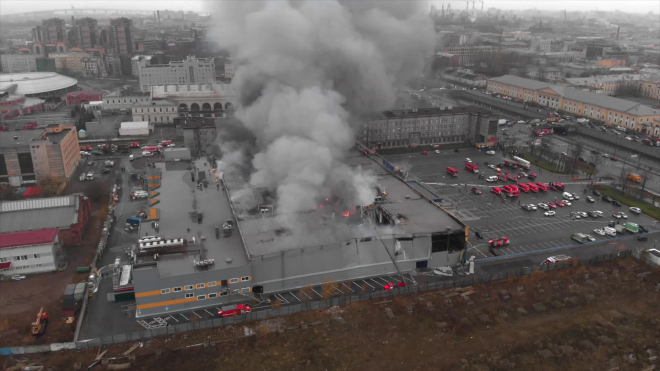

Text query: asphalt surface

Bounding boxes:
[382,146,660,262]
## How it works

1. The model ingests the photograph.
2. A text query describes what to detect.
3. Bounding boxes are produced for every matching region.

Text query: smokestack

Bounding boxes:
[616,26,620,40]
[154,11,156,21]
[157,10,161,24]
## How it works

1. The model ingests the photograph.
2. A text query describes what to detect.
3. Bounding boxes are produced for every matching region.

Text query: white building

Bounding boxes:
[531,38,551,53]
[1,54,37,73]
[0,228,60,276]
[224,62,233,78]
[103,93,151,111]
[131,55,154,77]
[119,121,150,136]
[138,56,216,92]
[132,99,178,124]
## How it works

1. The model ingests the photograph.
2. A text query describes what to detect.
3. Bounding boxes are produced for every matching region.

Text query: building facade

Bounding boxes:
[564,74,649,96]
[66,91,103,105]
[132,100,178,124]
[362,107,498,149]
[640,79,660,100]
[74,18,98,49]
[138,56,216,92]
[487,75,660,135]
[440,45,494,66]
[102,94,151,111]
[50,52,92,74]
[41,18,65,43]
[0,125,81,186]
[176,117,217,155]
[81,56,107,78]
[150,83,236,117]
[0,229,61,276]
[1,55,37,73]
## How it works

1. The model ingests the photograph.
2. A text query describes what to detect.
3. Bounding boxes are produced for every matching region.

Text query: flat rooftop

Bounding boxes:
[365,106,491,120]
[137,160,249,278]
[45,129,71,143]
[0,130,42,149]
[225,151,465,257]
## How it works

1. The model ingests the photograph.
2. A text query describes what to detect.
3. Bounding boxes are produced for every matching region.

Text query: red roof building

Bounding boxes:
[0,228,60,275]
[66,90,103,105]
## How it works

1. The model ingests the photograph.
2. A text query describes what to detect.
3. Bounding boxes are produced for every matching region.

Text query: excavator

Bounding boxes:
[31,307,48,336]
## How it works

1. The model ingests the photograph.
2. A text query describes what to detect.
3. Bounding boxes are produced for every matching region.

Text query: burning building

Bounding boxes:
[130,152,468,318]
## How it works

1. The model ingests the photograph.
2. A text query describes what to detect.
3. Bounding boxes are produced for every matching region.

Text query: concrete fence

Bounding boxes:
[0,250,637,356]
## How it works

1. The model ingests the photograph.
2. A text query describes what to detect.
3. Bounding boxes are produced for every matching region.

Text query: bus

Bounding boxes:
[512,156,531,170]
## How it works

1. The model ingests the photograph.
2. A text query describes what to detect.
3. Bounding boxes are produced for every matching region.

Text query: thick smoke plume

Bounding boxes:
[209,0,435,215]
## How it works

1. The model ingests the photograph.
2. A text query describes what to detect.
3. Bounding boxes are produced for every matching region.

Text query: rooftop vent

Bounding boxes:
[225,257,232,264]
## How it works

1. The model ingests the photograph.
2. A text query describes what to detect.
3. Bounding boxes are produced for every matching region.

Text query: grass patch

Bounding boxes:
[517,150,565,173]
[595,185,660,220]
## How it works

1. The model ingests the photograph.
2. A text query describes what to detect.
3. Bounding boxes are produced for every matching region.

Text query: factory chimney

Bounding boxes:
[157,10,161,24]
[616,26,620,40]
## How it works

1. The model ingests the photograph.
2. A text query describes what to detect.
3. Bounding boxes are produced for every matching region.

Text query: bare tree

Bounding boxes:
[569,140,584,177]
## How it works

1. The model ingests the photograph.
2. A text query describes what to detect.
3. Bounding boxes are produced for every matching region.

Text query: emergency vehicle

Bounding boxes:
[541,255,572,266]
[489,236,510,247]
[535,182,549,192]
[465,162,479,173]
[446,167,458,177]
[217,304,251,317]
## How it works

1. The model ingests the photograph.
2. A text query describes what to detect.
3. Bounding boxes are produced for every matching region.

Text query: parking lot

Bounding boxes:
[383,148,660,261]
[136,273,418,330]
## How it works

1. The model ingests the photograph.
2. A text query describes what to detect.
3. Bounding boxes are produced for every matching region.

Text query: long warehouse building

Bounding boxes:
[129,150,469,318]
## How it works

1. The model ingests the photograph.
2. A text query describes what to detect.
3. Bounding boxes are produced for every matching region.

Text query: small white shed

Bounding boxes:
[119,121,150,136]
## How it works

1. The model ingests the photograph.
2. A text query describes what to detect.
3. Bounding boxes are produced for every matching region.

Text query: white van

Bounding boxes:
[129,155,134,162]
[562,192,574,200]
[603,227,617,237]
[142,151,152,156]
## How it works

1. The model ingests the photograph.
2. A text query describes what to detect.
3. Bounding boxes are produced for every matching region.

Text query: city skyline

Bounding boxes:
[0,0,657,16]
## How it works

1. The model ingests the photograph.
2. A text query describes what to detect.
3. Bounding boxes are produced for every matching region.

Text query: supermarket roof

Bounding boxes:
[0,72,77,95]
[0,228,59,249]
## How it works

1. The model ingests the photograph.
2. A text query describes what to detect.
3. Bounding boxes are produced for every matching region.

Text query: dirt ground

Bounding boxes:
[0,199,107,347]
[3,258,659,371]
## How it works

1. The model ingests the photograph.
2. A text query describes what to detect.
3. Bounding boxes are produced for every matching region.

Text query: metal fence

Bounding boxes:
[0,250,639,355]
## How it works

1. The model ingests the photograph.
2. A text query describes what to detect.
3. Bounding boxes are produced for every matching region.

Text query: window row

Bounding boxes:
[159,276,251,295]
[181,287,252,300]
[0,253,48,262]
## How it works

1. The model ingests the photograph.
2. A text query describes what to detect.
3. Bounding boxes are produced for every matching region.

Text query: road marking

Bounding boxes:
[332,285,344,294]
[370,278,383,286]
[342,282,355,292]
[311,288,323,297]
[180,313,189,321]
[204,309,214,316]
[276,293,290,304]
[289,292,301,301]
[192,311,202,319]
[166,315,178,322]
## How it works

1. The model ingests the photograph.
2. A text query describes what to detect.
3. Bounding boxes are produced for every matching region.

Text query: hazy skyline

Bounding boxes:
[0,0,657,16]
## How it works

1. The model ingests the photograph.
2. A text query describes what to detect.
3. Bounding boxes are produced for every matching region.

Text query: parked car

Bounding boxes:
[562,200,572,206]
[486,150,495,155]
[544,211,556,216]
[602,195,614,202]
[486,176,498,182]
[489,236,510,247]
[586,196,595,203]
[538,203,549,210]
[593,228,606,236]
[629,207,641,214]
[592,190,602,196]
[613,200,622,207]
[101,168,111,174]
[11,274,26,281]
[421,150,428,155]
[491,187,502,195]
[472,187,482,195]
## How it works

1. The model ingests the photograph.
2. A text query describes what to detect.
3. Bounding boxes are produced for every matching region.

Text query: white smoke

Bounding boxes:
[208,0,435,214]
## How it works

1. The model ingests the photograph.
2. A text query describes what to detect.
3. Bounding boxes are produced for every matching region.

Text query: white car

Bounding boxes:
[601,153,609,158]
[434,150,440,154]
[629,207,641,214]
[577,211,588,218]
[486,150,495,155]
[488,164,496,169]
[571,193,580,200]
[604,227,617,237]
[562,192,574,200]
[528,204,538,210]
[593,228,606,236]
[538,203,549,210]
[80,151,91,156]
[142,151,153,156]
[11,274,26,281]
[585,235,596,242]
[570,212,581,219]
[544,211,556,216]
[486,176,498,182]
[562,200,572,206]
[466,158,472,163]
[517,120,525,124]
[592,210,603,216]
[616,212,628,219]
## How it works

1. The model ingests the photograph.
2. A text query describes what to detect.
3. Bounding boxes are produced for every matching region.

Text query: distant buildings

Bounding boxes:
[440,45,494,66]
[487,75,660,135]
[640,79,660,100]
[530,37,551,53]
[564,74,650,96]
[1,55,37,73]
[138,56,216,92]
[132,99,178,124]
[40,18,66,43]
[65,91,103,105]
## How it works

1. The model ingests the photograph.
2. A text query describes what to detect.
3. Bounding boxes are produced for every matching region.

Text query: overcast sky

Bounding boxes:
[0,0,657,16]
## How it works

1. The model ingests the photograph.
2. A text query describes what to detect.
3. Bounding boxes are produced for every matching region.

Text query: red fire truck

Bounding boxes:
[446,167,458,177]
[217,304,251,317]
[465,162,479,173]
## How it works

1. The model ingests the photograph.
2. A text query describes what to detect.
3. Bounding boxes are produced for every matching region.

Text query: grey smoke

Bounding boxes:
[209,0,435,215]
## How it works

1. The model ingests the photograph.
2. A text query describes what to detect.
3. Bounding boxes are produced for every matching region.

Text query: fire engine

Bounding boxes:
[217,304,251,317]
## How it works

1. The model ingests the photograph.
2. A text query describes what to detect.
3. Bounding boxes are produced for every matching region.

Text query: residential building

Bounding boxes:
[50,52,92,74]
[74,18,99,49]
[130,152,468,318]
[564,74,650,96]
[142,38,165,52]
[109,18,134,55]
[40,18,65,43]
[531,37,551,53]
[36,57,56,72]
[224,62,233,78]
[487,75,660,135]
[131,55,153,76]
[0,194,91,246]
[362,106,498,149]
[31,26,44,43]
[0,125,81,186]
[81,56,107,78]
[104,55,122,77]
[640,79,660,100]
[176,116,217,155]
[1,54,37,73]
[138,56,216,92]
[0,229,61,276]
[132,99,178,124]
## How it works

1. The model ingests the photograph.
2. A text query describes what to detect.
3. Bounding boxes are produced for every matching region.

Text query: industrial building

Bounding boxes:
[0,125,81,186]
[362,107,499,150]
[129,150,468,318]
[0,194,91,247]
[0,228,62,276]
[119,121,150,136]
